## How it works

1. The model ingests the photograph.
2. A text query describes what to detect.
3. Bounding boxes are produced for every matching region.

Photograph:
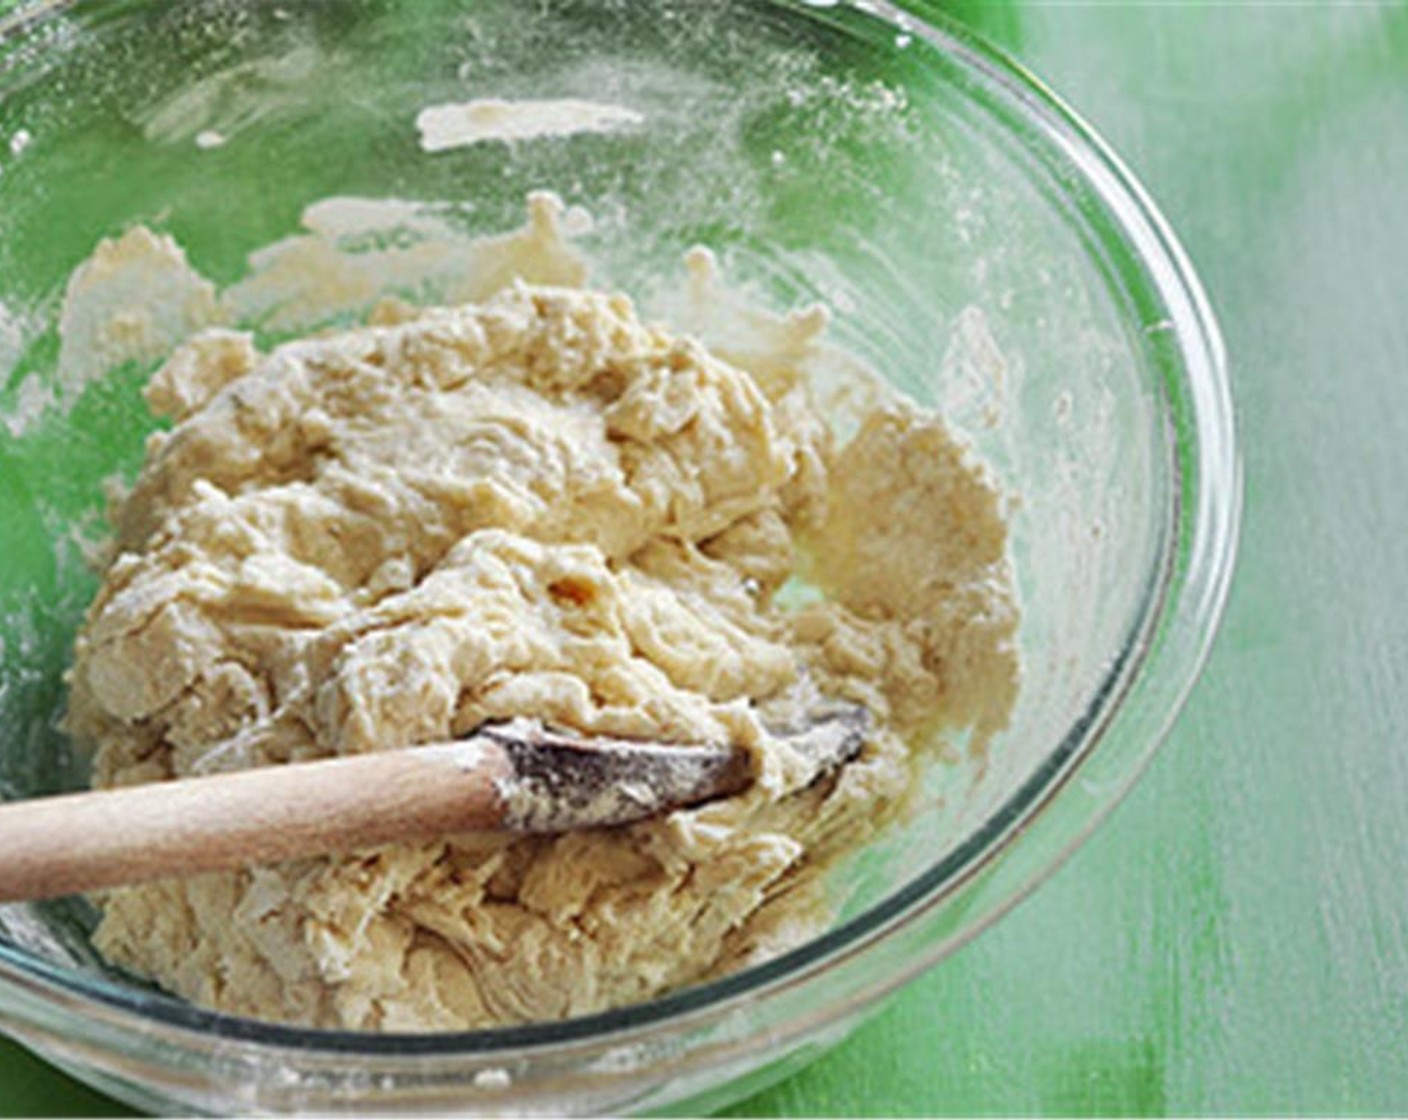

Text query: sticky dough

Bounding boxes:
[65,212,1019,1030]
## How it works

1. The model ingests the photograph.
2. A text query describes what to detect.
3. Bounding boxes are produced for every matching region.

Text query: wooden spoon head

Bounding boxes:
[482,703,869,833]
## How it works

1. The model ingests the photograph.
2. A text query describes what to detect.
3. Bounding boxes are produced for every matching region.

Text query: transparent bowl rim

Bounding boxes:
[0,0,1241,1066]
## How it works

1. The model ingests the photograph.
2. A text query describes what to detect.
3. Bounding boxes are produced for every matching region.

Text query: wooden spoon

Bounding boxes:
[0,706,867,903]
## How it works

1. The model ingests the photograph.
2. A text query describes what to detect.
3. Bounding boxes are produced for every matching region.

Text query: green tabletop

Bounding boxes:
[5,4,1408,1115]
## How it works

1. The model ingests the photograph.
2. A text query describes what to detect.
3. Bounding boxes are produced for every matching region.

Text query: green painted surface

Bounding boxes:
[4,3,1408,1115]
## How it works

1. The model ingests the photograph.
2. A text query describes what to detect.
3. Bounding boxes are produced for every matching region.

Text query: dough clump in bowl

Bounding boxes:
[64,209,1019,1030]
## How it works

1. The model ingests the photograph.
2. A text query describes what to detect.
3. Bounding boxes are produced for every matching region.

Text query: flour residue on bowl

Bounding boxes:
[57,228,221,388]
[220,192,594,332]
[415,98,644,152]
[136,45,322,148]
[2,229,221,437]
[0,300,23,385]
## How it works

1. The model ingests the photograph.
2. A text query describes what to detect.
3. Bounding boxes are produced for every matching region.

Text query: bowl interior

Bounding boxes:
[0,0,1170,1045]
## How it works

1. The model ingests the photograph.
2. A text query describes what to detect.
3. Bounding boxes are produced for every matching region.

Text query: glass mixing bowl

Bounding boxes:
[0,1,1239,1114]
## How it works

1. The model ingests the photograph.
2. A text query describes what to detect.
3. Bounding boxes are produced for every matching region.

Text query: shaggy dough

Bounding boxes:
[66,221,1019,1030]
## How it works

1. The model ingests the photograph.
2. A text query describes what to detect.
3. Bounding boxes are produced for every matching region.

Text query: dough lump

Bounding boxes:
[67,274,1019,1029]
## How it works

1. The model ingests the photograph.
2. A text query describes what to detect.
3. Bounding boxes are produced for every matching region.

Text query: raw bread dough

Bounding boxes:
[65,210,1019,1030]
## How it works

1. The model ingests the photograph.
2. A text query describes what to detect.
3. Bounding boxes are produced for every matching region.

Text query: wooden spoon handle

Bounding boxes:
[0,742,512,903]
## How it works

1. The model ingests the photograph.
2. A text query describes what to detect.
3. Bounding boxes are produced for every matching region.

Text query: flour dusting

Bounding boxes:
[415,98,644,152]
